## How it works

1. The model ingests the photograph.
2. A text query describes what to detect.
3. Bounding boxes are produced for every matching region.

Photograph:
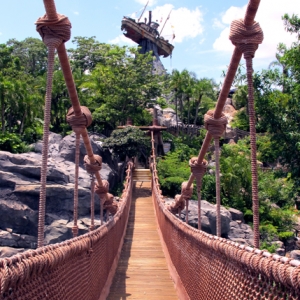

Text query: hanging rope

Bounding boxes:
[90,174,96,231]
[204,110,227,237]
[167,182,193,222]
[66,106,93,237]
[35,12,71,248]
[230,18,263,248]
[84,155,104,224]
[189,157,207,230]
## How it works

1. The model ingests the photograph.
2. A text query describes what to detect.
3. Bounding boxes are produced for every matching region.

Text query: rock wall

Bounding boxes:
[0,132,119,257]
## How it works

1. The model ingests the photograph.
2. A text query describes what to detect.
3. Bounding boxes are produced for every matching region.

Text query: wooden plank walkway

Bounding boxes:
[107,181,178,299]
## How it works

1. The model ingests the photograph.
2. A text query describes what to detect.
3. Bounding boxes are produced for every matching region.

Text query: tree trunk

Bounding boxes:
[193,95,202,125]
[187,96,190,135]
[1,93,5,133]
[175,95,179,136]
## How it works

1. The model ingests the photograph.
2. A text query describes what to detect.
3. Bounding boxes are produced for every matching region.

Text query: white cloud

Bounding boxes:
[213,0,300,62]
[212,18,225,30]
[135,0,157,7]
[73,11,79,15]
[109,34,136,46]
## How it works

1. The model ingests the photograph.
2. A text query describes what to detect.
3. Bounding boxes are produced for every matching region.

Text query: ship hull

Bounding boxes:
[121,17,174,58]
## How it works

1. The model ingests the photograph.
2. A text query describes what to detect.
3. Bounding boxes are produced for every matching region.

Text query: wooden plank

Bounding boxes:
[107,181,178,299]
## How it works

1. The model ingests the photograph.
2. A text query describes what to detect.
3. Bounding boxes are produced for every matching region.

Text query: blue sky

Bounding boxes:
[0,0,299,84]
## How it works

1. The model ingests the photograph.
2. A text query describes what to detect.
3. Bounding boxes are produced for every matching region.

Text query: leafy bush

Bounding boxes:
[102,126,151,160]
[0,132,32,153]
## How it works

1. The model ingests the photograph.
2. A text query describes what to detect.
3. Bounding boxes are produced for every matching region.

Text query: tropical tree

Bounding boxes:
[81,45,163,129]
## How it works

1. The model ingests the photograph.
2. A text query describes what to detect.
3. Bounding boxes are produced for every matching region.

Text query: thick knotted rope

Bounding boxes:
[103,193,118,216]
[35,12,71,248]
[230,19,263,59]
[36,13,71,48]
[189,157,207,230]
[168,182,193,217]
[66,106,92,134]
[84,155,102,174]
[204,110,227,139]
[229,18,264,248]
[204,110,227,237]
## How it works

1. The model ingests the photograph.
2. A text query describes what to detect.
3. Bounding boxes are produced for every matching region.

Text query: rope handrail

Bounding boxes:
[0,162,134,298]
[35,0,114,247]
[150,143,300,298]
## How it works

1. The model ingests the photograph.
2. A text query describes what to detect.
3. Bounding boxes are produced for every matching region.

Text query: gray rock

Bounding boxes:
[0,247,27,258]
[228,220,254,245]
[0,199,38,235]
[44,219,72,245]
[290,250,300,260]
[229,207,244,222]
[271,241,284,249]
[165,199,231,236]
[275,248,285,256]
[0,132,120,256]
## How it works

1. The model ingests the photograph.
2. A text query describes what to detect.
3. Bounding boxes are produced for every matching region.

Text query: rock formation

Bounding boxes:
[0,132,119,257]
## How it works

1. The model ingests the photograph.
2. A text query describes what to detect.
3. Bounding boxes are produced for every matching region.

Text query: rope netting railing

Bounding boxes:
[152,175,300,299]
[0,163,133,299]
[150,0,300,298]
[1,0,134,298]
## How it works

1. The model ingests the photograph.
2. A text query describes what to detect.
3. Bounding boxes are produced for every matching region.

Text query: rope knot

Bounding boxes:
[103,193,119,216]
[84,155,102,174]
[95,180,109,197]
[36,13,71,48]
[181,181,194,201]
[229,19,263,59]
[66,106,92,134]
[189,157,207,179]
[204,110,227,138]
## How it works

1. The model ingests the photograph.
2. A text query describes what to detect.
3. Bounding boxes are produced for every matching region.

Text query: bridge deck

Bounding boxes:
[107,181,178,299]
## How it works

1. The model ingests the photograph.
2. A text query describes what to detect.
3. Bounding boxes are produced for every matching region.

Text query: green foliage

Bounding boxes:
[81,45,165,129]
[157,148,193,197]
[102,126,151,160]
[0,132,32,153]
[260,240,278,253]
[232,85,248,109]
[231,108,249,131]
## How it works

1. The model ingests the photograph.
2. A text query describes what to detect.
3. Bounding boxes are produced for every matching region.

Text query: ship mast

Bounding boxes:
[160,9,172,35]
[138,0,149,22]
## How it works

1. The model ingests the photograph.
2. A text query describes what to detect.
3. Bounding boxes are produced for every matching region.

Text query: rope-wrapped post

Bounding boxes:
[35,12,71,248]
[229,18,263,248]
[189,157,207,230]
[204,110,227,237]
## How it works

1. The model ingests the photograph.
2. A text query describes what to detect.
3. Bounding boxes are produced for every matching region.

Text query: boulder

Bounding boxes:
[0,247,27,258]
[275,248,285,256]
[290,250,300,260]
[0,132,120,257]
[228,221,254,246]
[165,199,231,237]
[228,208,244,222]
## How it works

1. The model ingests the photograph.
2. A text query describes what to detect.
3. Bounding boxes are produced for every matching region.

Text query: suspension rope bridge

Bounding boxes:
[1,0,300,299]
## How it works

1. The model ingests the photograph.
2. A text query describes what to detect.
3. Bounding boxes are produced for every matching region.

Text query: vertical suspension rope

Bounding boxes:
[72,132,81,237]
[246,57,260,247]
[229,18,263,248]
[90,174,95,231]
[37,45,56,248]
[214,138,221,237]
[204,111,227,237]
